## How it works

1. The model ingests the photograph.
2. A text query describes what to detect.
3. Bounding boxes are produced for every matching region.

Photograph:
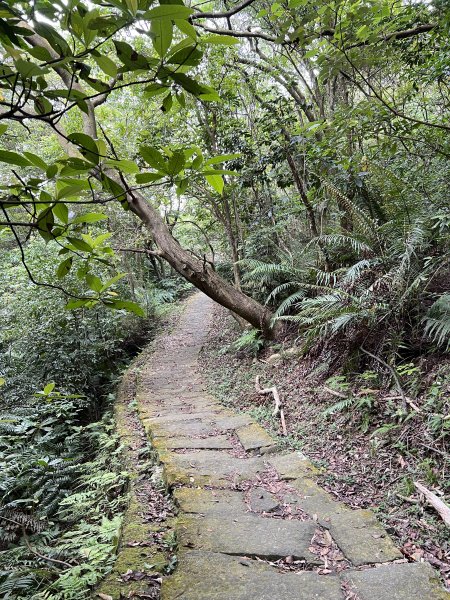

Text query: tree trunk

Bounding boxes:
[124,185,278,337]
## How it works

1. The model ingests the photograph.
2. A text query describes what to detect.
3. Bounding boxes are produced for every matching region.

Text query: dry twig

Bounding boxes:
[414,481,450,527]
[255,375,287,435]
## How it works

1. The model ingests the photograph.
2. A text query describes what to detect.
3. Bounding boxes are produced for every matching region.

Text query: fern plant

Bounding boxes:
[423,294,450,351]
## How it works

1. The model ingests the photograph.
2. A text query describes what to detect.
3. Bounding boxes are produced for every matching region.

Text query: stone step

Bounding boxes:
[161,551,344,600]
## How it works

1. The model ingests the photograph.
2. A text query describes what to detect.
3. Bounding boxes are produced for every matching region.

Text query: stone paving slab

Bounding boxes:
[143,419,217,439]
[173,487,248,515]
[158,435,233,450]
[161,551,344,600]
[144,409,225,425]
[342,562,450,599]
[236,422,275,451]
[177,514,319,561]
[159,449,266,487]
[248,487,280,513]
[329,508,402,566]
[212,413,254,430]
[268,451,320,479]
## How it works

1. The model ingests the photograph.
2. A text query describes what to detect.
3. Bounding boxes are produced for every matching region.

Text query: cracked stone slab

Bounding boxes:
[177,514,318,562]
[160,450,266,487]
[174,488,247,515]
[267,452,319,479]
[290,477,349,522]
[329,508,402,566]
[143,419,217,439]
[236,423,274,451]
[157,435,233,450]
[144,410,224,425]
[342,562,450,599]
[212,413,254,430]
[161,551,343,600]
[248,487,280,513]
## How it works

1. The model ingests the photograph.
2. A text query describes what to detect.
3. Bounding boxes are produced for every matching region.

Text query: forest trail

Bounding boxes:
[113,293,449,600]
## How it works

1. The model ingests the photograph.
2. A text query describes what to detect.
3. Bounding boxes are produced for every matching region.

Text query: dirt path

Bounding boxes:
[103,293,450,600]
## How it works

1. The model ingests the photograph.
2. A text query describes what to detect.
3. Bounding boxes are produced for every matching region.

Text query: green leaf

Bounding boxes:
[143,82,169,97]
[86,273,103,293]
[0,377,5,386]
[104,159,140,174]
[92,53,118,78]
[67,237,93,252]
[104,299,145,317]
[206,173,224,194]
[135,172,165,183]
[176,177,189,196]
[162,92,173,112]
[139,146,168,172]
[66,298,94,310]
[167,45,202,66]
[23,151,47,170]
[53,202,69,224]
[100,272,127,292]
[204,153,240,165]
[143,5,194,20]
[167,149,185,175]
[56,183,86,200]
[43,382,55,395]
[0,124,7,136]
[201,34,240,45]
[174,19,197,40]
[113,40,150,70]
[71,212,108,224]
[14,58,46,78]
[151,18,173,58]
[0,150,32,167]
[36,207,55,242]
[56,256,73,278]
[68,132,100,165]
[46,164,58,178]
[33,22,71,56]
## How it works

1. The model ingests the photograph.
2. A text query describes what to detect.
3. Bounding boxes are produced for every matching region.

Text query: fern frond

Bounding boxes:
[423,294,450,350]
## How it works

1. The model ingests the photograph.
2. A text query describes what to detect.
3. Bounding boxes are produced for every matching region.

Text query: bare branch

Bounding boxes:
[192,0,257,20]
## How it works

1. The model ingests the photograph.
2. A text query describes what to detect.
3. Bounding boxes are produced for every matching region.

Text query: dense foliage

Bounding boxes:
[0,0,449,596]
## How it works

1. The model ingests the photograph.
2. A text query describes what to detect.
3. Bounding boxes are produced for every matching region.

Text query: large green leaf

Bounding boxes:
[167,149,186,176]
[103,299,145,317]
[201,34,240,45]
[205,173,224,194]
[151,18,173,58]
[86,273,103,293]
[0,150,32,167]
[92,52,118,78]
[204,153,241,165]
[68,132,100,165]
[71,213,108,224]
[113,40,150,70]
[56,257,73,279]
[167,45,202,66]
[139,146,168,172]
[143,5,193,20]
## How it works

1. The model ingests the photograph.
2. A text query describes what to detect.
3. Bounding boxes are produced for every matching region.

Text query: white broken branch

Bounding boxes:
[255,375,287,435]
[414,481,450,527]
[323,385,347,399]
